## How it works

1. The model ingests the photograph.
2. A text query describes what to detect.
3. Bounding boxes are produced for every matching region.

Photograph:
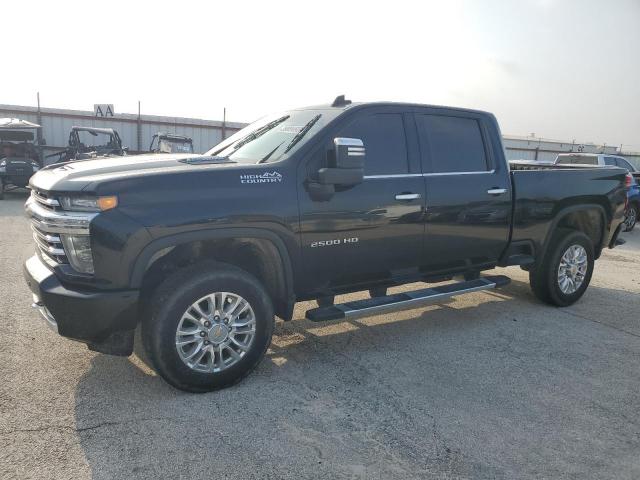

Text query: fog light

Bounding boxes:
[60,234,94,274]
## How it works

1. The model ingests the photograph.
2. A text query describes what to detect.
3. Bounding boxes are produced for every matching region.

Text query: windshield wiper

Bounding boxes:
[259,140,286,164]
[284,114,321,153]
[229,115,290,152]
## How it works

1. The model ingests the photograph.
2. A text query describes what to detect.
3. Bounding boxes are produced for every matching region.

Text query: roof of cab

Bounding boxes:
[294,99,493,118]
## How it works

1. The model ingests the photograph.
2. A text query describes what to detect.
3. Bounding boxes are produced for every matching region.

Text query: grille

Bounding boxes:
[32,190,60,211]
[31,224,67,264]
[26,191,96,269]
[28,191,68,265]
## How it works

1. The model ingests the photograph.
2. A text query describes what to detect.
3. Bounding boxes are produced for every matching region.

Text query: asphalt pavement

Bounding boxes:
[1,189,639,479]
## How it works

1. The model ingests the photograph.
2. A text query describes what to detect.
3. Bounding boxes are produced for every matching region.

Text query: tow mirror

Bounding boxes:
[333,137,365,169]
[307,137,365,201]
[317,137,365,186]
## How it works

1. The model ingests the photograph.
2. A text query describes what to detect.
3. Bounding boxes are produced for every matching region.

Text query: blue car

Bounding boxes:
[624,176,639,232]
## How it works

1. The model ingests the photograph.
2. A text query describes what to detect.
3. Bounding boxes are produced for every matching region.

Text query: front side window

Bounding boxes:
[338,113,408,175]
[418,115,488,173]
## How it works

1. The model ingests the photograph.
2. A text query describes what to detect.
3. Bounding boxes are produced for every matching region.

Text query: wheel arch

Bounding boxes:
[539,203,608,262]
[131,228,296,320]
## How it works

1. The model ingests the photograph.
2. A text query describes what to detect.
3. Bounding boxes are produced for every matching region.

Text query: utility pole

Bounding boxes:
[36,92,44,162]
[137,101,142,153]
[222,107,227,141]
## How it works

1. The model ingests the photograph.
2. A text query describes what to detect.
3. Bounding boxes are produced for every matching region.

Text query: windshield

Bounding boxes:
[206,110,332,164]
[159,138,193,153]
[75,131,116,148]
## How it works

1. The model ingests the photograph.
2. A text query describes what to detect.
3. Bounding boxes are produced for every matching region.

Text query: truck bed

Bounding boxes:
[509,164,628,257]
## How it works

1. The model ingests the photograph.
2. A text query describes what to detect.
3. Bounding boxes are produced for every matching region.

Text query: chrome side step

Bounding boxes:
[305,275,511,322]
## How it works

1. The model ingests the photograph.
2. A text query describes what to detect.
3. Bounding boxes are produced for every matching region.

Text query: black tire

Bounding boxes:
[141,261,274,393]
[529,229,594,307]
[623,204,638,232]
[0,181,4,200]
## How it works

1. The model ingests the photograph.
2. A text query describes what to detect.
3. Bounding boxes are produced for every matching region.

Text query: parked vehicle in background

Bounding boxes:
[24,98,628,392]
[555,153,639,176]
[149,133,194,154]
[0,118,42,200]
[46,126,126,164]
[623,177,639,232]
[554,153,639,232]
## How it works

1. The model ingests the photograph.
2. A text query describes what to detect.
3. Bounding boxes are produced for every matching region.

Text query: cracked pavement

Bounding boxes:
[1,191,639,479]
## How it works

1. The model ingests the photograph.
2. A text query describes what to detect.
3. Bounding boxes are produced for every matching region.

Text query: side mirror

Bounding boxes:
[317,137,365,186]
[307,137,366,201]
[332,137,365,169]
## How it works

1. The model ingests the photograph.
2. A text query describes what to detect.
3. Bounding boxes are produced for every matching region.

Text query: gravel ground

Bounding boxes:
[1,190,639,479]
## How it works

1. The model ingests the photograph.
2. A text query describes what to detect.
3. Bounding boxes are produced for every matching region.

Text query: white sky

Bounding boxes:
[1,0,639,148]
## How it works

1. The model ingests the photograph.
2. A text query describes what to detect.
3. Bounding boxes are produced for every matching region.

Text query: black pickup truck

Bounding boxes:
[24,97,628,392]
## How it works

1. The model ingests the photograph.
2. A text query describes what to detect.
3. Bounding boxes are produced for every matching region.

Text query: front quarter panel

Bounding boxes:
[109,163,301,289]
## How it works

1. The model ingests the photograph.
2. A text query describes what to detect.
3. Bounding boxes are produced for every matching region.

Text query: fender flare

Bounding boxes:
[539,203,608,262]
[130,227,295,315]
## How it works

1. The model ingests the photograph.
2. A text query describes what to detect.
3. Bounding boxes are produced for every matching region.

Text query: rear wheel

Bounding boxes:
[623,204,638,232]
[529,229,594,307]
[0,180,4,200]
[142,261,274,392]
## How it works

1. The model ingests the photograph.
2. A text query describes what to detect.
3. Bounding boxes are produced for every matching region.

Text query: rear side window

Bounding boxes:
[339,113,408,175]
[604,157,616,166]
[418,115,488,173]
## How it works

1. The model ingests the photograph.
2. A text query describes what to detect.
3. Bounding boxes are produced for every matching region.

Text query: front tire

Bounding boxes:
[529,229,594,307]
[142,261,274,393]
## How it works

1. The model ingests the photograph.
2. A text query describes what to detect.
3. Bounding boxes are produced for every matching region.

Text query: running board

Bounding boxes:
[305,275,511,322]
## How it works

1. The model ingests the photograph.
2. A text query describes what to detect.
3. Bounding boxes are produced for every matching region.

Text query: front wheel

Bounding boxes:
[142,262,274,392]
[529,229,595,307]
[623,204,638,232]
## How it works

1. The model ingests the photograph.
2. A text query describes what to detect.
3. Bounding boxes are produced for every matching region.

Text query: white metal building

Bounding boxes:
[0,104,244,158]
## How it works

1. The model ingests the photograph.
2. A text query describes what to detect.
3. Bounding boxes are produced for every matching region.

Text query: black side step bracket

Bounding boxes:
[305,275,511,322]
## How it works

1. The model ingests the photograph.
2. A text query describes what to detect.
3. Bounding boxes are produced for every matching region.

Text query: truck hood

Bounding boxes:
[30,153,236,192]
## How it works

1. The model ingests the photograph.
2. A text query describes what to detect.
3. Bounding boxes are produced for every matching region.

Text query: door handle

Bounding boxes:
[395,193,421,200]
[487,188,507,195]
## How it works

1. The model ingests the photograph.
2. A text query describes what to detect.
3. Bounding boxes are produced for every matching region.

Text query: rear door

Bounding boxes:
[415,110,512,273]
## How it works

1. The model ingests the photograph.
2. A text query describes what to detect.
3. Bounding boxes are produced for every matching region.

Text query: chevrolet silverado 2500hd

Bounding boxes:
[24,97,628,392]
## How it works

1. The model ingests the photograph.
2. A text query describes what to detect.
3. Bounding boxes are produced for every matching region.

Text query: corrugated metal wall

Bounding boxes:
[0,104,244,160]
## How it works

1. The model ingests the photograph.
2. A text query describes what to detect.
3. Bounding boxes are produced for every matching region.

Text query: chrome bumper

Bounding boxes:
[31,294,58,332]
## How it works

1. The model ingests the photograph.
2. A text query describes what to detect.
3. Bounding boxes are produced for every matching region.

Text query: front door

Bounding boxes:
[298,109,425,295]
[415,111,512,273]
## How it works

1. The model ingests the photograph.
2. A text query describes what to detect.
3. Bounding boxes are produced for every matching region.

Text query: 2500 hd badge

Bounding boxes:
[311,237,359,248]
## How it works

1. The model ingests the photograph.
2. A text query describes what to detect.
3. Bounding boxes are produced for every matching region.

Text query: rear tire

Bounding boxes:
[529,229,594,307]
[142,261,274,393]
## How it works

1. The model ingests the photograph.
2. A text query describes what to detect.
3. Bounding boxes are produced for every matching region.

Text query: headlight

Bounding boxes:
[59,195,118,212]
[31,162,40,171]
[60,234,94,274]
[0,160,5,173]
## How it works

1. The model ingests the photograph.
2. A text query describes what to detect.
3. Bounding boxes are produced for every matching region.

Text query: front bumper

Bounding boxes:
[23,254,139,355]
